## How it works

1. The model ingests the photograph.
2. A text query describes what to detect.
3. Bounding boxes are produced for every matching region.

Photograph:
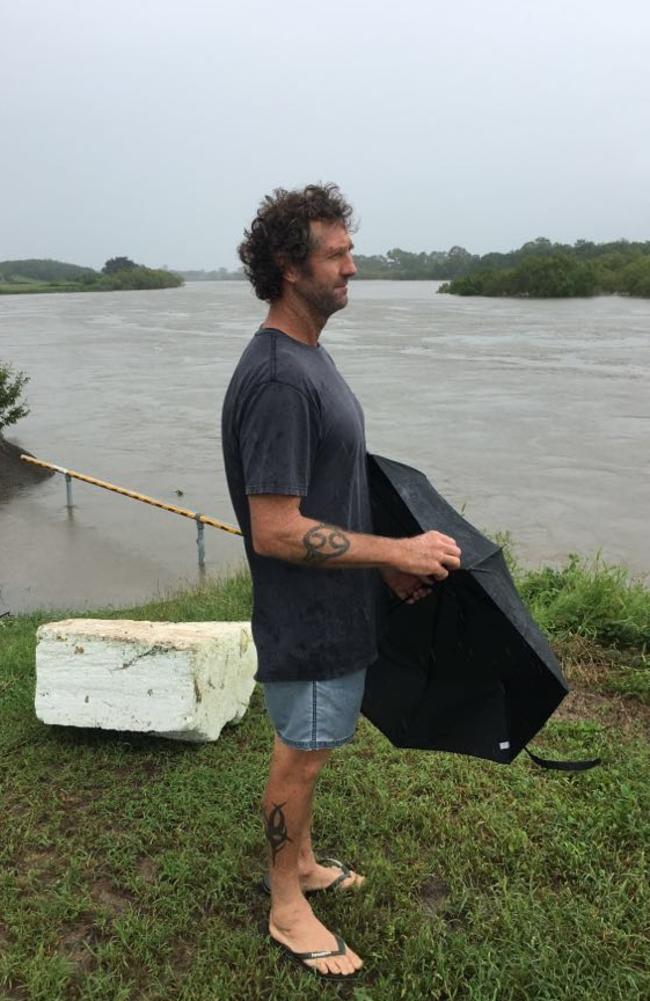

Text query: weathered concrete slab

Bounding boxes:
[35,620,257,742]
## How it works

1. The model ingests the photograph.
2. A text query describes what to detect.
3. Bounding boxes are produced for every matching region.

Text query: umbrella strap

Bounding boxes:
[525,747,601,771]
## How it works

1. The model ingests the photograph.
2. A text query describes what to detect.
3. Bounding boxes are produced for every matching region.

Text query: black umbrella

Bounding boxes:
[363,454,598,770]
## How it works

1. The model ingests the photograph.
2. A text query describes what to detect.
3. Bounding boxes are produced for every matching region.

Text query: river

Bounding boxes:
[1,281,648,613]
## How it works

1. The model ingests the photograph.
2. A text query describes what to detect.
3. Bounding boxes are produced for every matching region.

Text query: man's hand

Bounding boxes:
[392,531,461,579]
[380,568,433,604]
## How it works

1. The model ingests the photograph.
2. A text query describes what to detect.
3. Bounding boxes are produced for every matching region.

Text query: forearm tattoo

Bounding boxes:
[302,523,351,565]
[264,802,292,865]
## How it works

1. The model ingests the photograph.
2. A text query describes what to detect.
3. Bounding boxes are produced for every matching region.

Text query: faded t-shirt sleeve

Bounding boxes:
[239,381,319,496]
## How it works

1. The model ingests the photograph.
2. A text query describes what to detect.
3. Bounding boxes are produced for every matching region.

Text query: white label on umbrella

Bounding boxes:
[499,741,510,750]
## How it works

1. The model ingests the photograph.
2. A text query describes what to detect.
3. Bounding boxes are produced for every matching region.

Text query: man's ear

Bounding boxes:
[283,267,301,286]
[276,255,300,286]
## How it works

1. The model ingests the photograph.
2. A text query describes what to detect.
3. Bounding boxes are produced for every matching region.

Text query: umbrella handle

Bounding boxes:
[525,747,601,771]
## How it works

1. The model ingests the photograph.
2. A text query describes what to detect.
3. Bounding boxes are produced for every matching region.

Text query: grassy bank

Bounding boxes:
[1,557,648,1001]
[0,260,182,295]
[0,278,181,296]
[0,282,89,295]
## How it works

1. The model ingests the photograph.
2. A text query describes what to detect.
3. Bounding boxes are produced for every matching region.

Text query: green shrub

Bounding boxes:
[620,258,650,297]
[518,553,650,651]
[0,362,30,432]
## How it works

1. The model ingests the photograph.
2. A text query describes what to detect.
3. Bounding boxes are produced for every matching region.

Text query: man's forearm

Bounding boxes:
[254,513,399,569]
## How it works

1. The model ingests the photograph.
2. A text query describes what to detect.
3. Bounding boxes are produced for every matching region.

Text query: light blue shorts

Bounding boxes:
[263,668,367,751]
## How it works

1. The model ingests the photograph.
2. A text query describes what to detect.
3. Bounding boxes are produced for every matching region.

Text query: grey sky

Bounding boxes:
[2,0,649,270]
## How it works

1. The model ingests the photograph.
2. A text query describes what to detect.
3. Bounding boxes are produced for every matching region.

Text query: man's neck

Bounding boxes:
[264,296,325,348]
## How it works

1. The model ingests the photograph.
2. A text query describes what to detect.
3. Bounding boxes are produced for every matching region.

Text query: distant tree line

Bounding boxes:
[0,258,183,294]
[171,268,245,282]
[96,258,183,290]
[354,246,476,280]
[0,259,97,284]
[4,240,650,298]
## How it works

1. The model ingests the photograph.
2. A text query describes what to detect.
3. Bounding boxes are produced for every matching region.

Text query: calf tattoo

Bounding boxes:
[265,802,292,865]
[302,523,350,564]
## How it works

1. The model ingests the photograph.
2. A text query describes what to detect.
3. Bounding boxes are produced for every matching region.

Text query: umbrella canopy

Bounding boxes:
[363,453,570,765]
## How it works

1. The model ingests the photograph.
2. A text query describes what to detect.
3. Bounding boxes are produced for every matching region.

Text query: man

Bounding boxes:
[221,183,461,980]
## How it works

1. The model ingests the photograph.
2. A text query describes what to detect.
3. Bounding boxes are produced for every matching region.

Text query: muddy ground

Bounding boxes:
[0,435,53,499]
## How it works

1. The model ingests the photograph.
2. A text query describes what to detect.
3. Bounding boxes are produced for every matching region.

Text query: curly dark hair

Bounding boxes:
[238,183,354,302]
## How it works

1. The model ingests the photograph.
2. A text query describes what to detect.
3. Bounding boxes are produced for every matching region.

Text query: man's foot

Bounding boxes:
[262,857,366,897]
[299,857,365,893]
[270,899,363,978]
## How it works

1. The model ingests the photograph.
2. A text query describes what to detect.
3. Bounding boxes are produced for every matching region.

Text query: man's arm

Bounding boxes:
[248,495,461,580]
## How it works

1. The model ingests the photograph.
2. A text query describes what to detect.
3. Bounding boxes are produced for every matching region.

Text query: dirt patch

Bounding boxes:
[3,796,30,819]
[0,986,29,1001]
[21,849,61,873]
[12,847,63,887]
[557,637,646,686]
[170,940,195,974]
[416,874,451,917]
[90,878,134,915]
[554,687,650,733]
[0,435,53,499]
[137,857,158,883]
[112,759,163,782]
[58,916,101,975]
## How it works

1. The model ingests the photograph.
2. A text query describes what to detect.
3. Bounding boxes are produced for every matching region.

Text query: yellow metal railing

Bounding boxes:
[20,454,243,567]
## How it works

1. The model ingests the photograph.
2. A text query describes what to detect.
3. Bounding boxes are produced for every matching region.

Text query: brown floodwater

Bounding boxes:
[1,281,648,613]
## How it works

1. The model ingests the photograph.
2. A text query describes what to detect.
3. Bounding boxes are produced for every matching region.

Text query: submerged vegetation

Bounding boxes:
[1,553,648,999]
[355,237,650,298]
[436,238,650,298]
[439,253,650,298]
[439,254,600,298]
[0,258,183,295]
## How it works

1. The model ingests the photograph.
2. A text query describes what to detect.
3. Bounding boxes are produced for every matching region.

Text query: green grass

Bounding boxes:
[1,564,649,1000]
[0,282,86,294]
[516,554,649,652]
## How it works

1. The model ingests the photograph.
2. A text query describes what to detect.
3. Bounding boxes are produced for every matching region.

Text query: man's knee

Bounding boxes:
[272,739,331,783]
[298,748,331,783]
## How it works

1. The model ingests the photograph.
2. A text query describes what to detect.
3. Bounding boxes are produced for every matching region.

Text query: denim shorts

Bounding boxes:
[263,668,367,751]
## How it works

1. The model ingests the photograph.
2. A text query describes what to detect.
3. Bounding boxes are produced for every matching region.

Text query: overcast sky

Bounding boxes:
[2,0,649,269]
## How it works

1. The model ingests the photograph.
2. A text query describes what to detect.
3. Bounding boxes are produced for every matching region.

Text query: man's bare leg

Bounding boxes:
[297,794,366,892]
[263,736,363,977]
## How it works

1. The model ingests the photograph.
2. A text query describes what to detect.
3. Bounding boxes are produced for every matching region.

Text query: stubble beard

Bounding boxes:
[296,270,347,322]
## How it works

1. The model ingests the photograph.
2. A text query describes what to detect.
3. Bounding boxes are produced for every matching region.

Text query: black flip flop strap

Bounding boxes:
[293,934,346,961]
[318,857,351,890]
[525,747,601,771]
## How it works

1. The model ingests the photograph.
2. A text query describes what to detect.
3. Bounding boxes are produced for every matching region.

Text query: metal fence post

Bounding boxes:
[65,472,73,509]
[195,515,206,569]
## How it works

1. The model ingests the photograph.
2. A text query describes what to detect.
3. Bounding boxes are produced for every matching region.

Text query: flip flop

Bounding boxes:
[260,856,360,896]
[270,932,360,981]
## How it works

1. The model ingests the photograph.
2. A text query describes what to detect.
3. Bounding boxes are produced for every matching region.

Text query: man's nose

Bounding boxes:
[342,253,357,277]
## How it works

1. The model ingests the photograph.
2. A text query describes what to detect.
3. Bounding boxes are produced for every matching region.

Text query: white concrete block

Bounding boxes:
[35,620,257,742]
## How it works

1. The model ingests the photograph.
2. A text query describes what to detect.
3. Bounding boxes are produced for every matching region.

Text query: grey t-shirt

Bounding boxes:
[221,327,378,682]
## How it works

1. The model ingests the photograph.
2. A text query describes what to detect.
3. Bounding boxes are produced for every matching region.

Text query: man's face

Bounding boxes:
[291,221,357,319]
